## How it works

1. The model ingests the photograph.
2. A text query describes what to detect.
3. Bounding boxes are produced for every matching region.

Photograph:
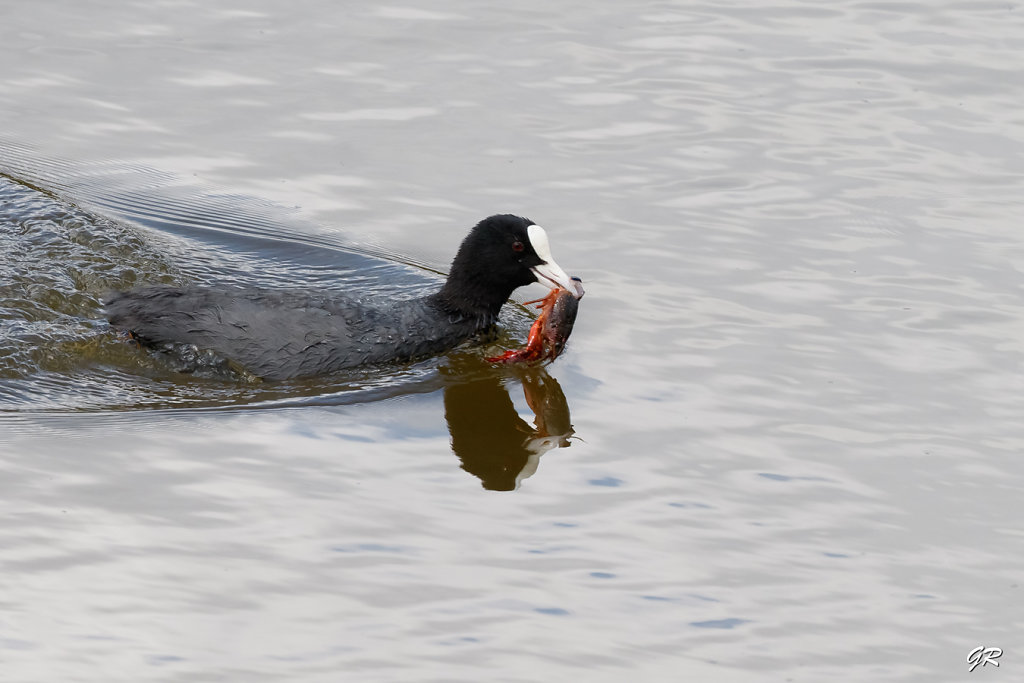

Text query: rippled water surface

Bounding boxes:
[3,1,1024,681]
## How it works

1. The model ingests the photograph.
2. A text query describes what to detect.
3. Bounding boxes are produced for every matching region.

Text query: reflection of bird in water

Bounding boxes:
[443,369,576,491]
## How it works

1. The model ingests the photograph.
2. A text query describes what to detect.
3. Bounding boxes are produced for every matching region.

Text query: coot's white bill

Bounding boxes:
[527,224,581,298]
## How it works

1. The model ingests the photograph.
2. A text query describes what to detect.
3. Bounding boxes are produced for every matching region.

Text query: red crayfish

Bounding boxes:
[487,277,583,364]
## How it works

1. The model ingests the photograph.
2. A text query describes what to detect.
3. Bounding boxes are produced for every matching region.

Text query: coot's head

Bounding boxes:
[439,214,580,317]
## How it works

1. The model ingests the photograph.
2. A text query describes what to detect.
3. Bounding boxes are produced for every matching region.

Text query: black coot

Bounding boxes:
[106,214,581,380]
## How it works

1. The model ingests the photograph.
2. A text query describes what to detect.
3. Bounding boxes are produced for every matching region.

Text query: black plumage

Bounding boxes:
[105,214,576,380]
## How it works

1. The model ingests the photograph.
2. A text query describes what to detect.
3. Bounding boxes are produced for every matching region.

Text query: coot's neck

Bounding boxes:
[431,271,513,325]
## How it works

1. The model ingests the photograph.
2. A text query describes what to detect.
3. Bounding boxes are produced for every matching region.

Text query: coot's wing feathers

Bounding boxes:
[106,285,484,380]
[106,286,368,379]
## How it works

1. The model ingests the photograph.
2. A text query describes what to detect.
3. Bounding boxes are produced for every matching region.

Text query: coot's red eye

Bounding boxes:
[512,241,524,252]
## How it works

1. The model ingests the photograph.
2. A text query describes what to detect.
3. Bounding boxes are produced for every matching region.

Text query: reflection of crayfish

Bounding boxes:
[487,278,583,364]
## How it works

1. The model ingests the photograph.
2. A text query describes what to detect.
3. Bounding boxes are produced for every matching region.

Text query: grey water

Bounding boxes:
[2,1,1024,681]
